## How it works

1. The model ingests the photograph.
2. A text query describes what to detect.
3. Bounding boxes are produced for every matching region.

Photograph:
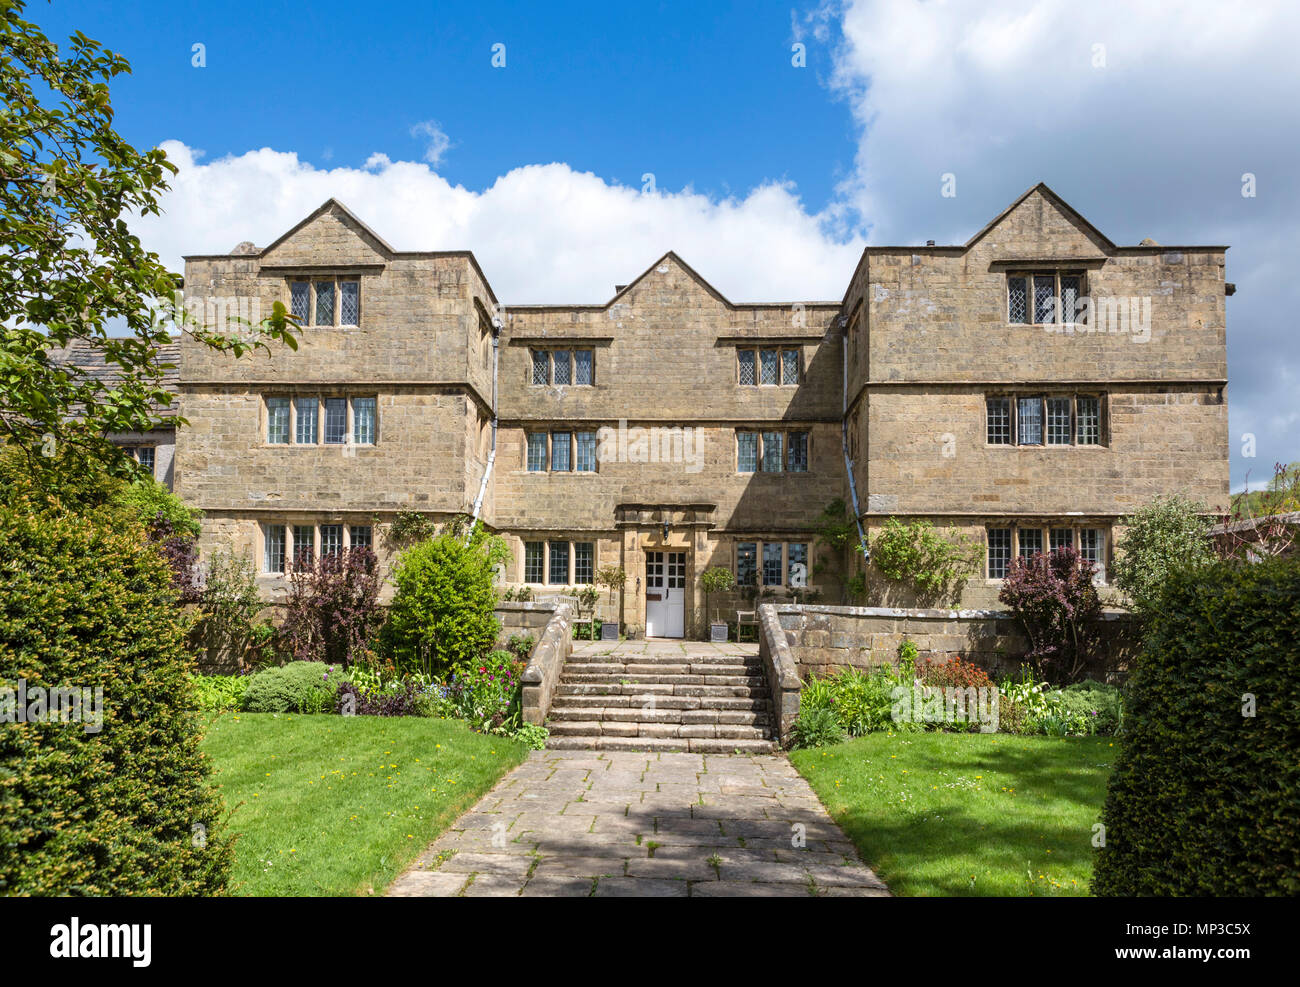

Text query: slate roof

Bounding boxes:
[48,338,181,421]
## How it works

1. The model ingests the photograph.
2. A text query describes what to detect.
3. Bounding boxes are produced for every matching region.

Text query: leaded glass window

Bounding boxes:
[987,397,1012,444]
[574,349,593,385]
[575,431,597,472]
[264,525,286,573]
[1079,528,1105,580]
[1017,396,1043,445]
[350,526,372,551]
[1049,528,1073,552]
[531,350,549,385]
[1008,276,1028,323]
[353,397,376,445]
[293,525,315,567]
[524,542,544,583]
[736,542,757,586]
[526,433,548,472]
[340,280,359,324]
[788,431,808,472]
[295,397,317,444]
[550,432,571,472]
[314,281,334,326]
[760,349,779,385]
[1047,397,1072,445]
[1077,396,1101,445]
[321,524,343,557]
[738,349,756,385]
[1033,275,1056,324]
[761,431,783,472]
[762,543,783,586]
[552,351,572,386]
[987,528,1012,579]
[1059,275,1080,324]
[1019,527,1043,559]
[781,349,799,385]
[324,398,347,444]
[548,541,569,585]
[267,397,290,444]
[737,432,758,472]
[290,281,310,322]
[787,543,808,588]
[574,543,594,584]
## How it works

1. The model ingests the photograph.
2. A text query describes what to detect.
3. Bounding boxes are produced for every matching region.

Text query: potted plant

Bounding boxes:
[699,566,735,642]
[594,564,625,639]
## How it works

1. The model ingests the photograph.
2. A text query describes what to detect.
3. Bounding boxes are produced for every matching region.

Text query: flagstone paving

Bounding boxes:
[388,749,889,897]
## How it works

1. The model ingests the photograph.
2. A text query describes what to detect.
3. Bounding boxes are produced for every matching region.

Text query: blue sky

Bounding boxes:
[39,1,1300,492]
[48,0,853,212]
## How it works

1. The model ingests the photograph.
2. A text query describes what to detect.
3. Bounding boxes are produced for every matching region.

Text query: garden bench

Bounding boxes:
[736,608,758,643]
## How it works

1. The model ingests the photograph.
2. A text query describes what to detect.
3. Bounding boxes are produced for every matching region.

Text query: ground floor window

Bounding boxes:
[263,521,375,573]
[522,539,596,585]
[987,523,1109,582]
[736,540,810,587]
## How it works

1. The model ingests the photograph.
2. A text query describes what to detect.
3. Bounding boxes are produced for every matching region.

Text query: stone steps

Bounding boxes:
[545,735,777,754]
[549,706,771,727]
[546,648,776,753]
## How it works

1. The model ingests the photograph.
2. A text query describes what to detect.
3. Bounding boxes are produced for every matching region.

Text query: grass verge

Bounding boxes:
[201,712,527,895]
[790,732,1117,896]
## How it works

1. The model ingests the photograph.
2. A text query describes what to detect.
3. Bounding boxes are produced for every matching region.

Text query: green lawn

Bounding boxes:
[790,732,1118,896]
[200,713,527,896]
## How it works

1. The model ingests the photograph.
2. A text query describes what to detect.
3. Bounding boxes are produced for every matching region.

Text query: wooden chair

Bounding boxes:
[736,608,758,643]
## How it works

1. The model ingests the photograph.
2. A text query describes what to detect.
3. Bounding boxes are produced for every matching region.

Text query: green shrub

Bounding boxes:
[0,502,232,895]
[241,661,339,713]
[505,633,535,663]
[1060,681,1125,736]
[799,665,917,737]
[1092,556,1300,896]
[192,674,250,713]
[1111,494,1217,617]
[790,707,845,749]
[512,723,549,750]
[384,524,509,677]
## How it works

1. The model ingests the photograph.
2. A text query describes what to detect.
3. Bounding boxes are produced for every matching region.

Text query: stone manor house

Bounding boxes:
[170,183,1229,638]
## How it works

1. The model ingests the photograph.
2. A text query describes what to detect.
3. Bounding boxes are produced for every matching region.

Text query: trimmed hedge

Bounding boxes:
[0,503,232,895]
[1092,556,1300,896]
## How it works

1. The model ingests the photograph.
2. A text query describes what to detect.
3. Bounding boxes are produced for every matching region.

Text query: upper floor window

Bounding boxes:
[986,394,1104,447]
[265,395,378,446]
[1007,271,1083,325]
[737,347,799,386]
[736,540,809,587]
[736,429,810,473]
[525,431,597,473]
[531,348,594,386]
[289,278,360,327]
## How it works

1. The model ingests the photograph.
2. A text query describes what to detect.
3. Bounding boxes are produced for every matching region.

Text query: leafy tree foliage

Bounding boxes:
[998,546,1102,684]
[1111,495,1217,617]
[0,1,296,487]
[280,547,383,670]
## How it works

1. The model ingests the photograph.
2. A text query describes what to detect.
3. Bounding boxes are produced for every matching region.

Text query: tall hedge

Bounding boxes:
[0,503,232,895]
[1092,556,1300,895]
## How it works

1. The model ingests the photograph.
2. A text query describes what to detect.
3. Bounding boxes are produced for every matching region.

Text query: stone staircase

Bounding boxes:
[545,646,777,753]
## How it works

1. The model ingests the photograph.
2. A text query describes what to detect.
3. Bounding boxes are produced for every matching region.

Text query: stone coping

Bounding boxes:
[520,603,574,726]
[757,603,801,747]
[771,603,1134,621]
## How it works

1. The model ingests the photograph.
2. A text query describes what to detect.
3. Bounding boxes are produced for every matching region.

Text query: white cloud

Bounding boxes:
[408,120,453,166]
[139,142,863,304]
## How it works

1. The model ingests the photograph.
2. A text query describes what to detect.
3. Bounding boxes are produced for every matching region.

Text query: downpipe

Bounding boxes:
[467,315,501,532]
[841,319,870,565]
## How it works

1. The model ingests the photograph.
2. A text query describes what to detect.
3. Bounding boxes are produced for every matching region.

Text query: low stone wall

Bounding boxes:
[494,601,561,647]
[757,604,802,747]
[520,604,574,726]
[773,604,1138,681]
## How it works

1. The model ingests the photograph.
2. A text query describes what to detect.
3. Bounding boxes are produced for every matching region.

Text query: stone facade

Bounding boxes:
[177,184,1230,633]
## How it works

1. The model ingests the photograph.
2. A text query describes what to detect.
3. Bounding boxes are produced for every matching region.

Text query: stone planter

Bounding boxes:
[710,622,728,643]
[599,621,619,641]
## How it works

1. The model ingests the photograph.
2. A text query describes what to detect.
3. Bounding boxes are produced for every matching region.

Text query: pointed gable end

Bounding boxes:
[607,251,734,310]
[257,199,394,269]
[965,183,1115,259]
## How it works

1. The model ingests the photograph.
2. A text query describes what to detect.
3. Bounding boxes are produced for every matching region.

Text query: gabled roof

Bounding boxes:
[258,198,396,259]
[509,250,840,311]
[962,182,1117,251]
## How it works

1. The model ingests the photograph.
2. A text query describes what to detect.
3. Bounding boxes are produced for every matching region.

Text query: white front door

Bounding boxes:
[645,551,685,638]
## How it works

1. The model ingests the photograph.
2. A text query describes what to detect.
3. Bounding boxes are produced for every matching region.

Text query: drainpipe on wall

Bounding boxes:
[840,316,870,564]
[467,314,501,532]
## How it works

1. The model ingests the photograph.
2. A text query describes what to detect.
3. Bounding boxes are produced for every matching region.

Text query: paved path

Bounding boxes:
[388,750,889,897]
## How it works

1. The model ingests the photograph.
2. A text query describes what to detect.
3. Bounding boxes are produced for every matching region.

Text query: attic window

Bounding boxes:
[1007,272,1083,325]
[737,347,799,386]
[289,278,361,327]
